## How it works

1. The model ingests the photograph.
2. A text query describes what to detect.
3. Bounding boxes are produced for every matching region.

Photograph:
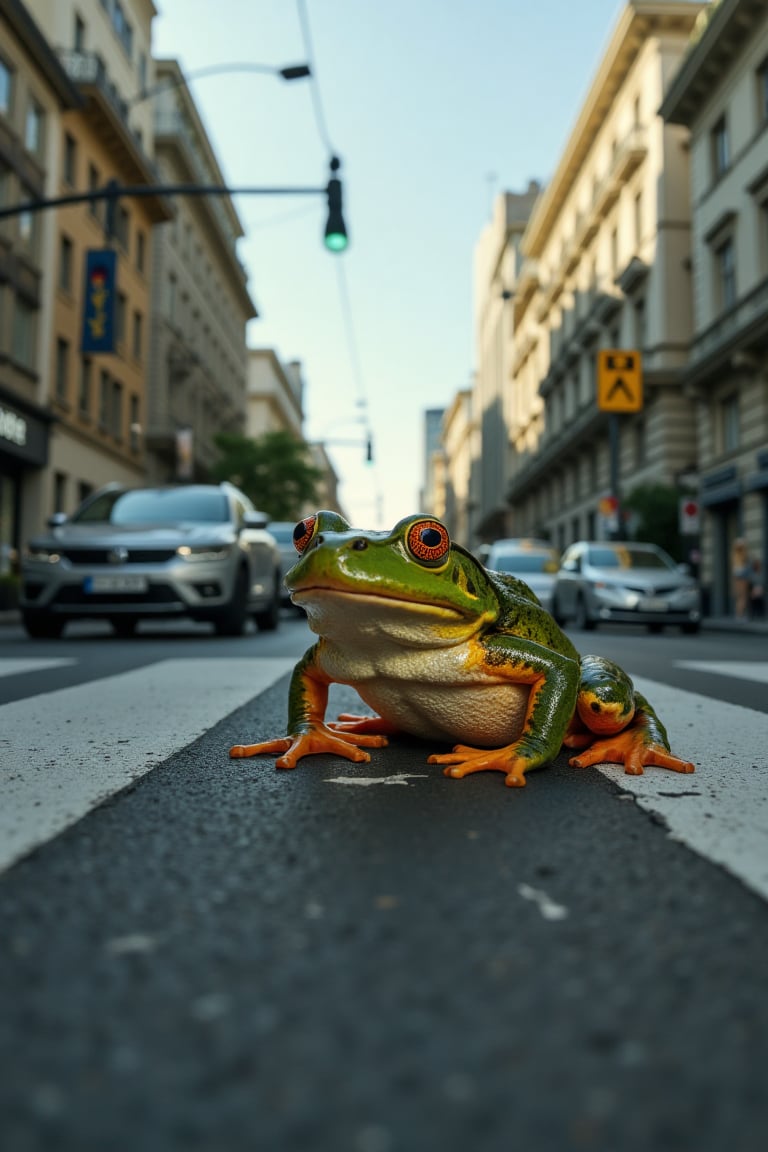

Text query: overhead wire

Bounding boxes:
[295,0,381,522]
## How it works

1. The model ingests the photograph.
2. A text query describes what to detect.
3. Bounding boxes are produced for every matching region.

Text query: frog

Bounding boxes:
[230,511,694,788]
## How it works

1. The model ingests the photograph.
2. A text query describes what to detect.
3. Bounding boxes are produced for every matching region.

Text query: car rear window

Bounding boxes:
[75,489,229,525]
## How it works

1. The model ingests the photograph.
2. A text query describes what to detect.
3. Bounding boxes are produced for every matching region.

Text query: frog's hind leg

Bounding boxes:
[570,686,695,776]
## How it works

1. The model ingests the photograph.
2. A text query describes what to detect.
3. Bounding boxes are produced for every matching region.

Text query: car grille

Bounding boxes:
[52,585,180,606]
[625,583,680,596]
[59,548,178,565]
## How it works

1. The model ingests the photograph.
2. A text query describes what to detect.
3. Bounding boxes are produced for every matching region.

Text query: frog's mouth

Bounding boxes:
[291,584,467,619]
[291,585,489,646]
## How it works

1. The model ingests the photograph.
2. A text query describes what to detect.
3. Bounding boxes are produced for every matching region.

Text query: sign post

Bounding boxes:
[596,349,643,540]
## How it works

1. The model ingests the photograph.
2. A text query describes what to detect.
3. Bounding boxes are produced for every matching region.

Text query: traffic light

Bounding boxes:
[324,157,348,253]
[365,433,373,463]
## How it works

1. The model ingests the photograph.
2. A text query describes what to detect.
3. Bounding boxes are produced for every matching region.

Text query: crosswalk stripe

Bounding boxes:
[0,657,294,875]
[675,660,768,684]
[0,658,77,680]
[596,676,768,902]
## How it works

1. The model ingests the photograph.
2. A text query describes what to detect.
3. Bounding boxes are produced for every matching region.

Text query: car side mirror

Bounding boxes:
[243,510,269,530]
[47,512,68,528]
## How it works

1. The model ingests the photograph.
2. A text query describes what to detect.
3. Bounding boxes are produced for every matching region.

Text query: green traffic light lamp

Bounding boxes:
[324,156,348,253]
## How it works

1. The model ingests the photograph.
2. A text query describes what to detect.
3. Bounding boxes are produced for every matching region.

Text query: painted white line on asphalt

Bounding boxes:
[326,773,429,787]
[675,660,768,684]
[0,657,294,875]
[596,676,768,902]
[0,658,77,680]
[517,883,569,921]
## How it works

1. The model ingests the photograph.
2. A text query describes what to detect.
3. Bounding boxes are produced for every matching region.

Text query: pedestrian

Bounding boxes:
[731,537,752,619]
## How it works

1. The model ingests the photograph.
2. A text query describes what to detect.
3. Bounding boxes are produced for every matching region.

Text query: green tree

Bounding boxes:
[211,430,322,521]
[624,482,683,560]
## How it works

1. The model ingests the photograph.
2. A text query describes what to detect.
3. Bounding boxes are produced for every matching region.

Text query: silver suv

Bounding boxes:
[20,482,281,638]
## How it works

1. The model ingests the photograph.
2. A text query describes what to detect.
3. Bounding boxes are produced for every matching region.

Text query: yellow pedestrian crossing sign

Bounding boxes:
[597,349,643,412]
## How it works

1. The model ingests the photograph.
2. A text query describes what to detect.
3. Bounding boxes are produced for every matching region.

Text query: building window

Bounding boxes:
[25,100,44,156]
[19,208,39,257]
[634,298,646,349]
[758,56,768,125]
[610,227,618,274]
[634,191,642,249]
[12,298,35,368]
[59,234,74,293]
[136,229,146,273]
[0,58,14,117]
[115,205,129,250]
[715,237,737,311]
[129,394,140,452]
[711,115,730,180]
[55,337,70,402]
[74,14,86,52]
[721,394,740,453]
[132,310,143,360]
[168,273,177,323]
[79,356,92,416]
[88,162,101,221]
[63,132,77,185]
[99,369,110,428]
[115,291,127,347]
[111,379,123,439]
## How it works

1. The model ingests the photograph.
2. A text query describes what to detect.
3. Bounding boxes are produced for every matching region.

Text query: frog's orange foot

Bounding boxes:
[569,731,695,776]
[428,745,528,788]
[230,727,387,769]
[329,713,401,736]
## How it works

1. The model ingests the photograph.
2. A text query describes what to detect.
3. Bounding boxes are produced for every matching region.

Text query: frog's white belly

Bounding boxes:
[320,640,530,748]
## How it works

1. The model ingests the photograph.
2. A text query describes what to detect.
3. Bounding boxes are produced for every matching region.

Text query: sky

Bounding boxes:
[152,0,629,529]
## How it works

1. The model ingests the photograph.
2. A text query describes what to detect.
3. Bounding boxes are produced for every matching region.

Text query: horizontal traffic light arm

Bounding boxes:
[0,180,328,219]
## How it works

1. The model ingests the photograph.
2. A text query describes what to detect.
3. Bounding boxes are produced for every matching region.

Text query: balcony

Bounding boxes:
[689,273,768,379]
[512,258,540,325]
[611,125,648,183]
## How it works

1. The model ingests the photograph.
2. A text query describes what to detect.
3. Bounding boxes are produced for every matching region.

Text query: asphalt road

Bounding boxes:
[1,616,767,1151]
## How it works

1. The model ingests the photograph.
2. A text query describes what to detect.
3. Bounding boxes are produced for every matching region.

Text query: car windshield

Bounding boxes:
[73,489,230,525]
[268,524,298,544]
[586,545,673,570]
[491,551,559,574]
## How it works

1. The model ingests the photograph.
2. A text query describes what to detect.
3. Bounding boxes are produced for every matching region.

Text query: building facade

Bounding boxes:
[502,0,705,556]
[246,348,304,440]
[146,58,257,482]
[0,0,81,574]
[661,0,768,615]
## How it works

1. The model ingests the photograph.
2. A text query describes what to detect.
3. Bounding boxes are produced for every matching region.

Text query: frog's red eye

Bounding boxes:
[293,515,318,554]
[406,519,450,566]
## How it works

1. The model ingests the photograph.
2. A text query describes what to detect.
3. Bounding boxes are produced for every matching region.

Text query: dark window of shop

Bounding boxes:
[63,132,77,186]
[55,337,70,404]
[53,472,67,515]
[79,356,92,417]
[59,234,74,293]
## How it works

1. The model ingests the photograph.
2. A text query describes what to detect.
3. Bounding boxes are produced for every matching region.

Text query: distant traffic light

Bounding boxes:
[365,433,373,463]
[324,157,348,253]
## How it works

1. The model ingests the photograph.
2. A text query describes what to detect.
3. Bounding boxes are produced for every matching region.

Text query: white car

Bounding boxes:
[21,482,281,638]
[484,539,560,614]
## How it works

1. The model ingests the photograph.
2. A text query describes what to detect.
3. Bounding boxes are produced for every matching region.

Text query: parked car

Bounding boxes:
[551,540,701,633]
[267,521,302,606]
[484,539,560,614]
[20,482,282,638]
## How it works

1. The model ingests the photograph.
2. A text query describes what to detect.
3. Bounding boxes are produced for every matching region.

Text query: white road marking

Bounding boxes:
[326,773,429,787]
[517,883,569,921]
[0,657,293,875]
[595,677,768,902]
[0,658,77,679]
[675,660,768,684]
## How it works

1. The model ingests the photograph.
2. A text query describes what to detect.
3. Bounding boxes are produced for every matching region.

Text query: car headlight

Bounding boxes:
[176,544,233,562]
[24,546,61,564]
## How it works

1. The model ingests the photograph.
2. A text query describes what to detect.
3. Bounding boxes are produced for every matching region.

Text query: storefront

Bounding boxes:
[0,390,51,575]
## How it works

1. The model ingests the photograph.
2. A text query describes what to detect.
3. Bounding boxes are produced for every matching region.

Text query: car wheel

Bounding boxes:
[22,610,65,639]
[254,576,280,632]
[681,622,700,634]
[574,594,595,631]
[111,617,138,638]
[646,622,664,634]
[212,565,249,637]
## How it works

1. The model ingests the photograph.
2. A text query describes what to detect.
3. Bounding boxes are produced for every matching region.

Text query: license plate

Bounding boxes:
[640,596,668,612]
[84,575,148,593]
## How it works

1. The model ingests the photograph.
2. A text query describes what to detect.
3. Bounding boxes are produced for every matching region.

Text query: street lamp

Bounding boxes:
[128,61,311,107]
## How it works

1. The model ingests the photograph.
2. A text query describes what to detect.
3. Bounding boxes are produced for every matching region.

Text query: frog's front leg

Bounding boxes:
[229,644,388,768]
[566,656,694,775]
[428,639,579,787]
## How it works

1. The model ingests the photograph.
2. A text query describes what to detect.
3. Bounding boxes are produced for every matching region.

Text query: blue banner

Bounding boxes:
[81,249,117,354]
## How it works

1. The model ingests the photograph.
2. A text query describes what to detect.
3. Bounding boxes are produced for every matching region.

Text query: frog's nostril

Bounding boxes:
[352,538,368,551]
